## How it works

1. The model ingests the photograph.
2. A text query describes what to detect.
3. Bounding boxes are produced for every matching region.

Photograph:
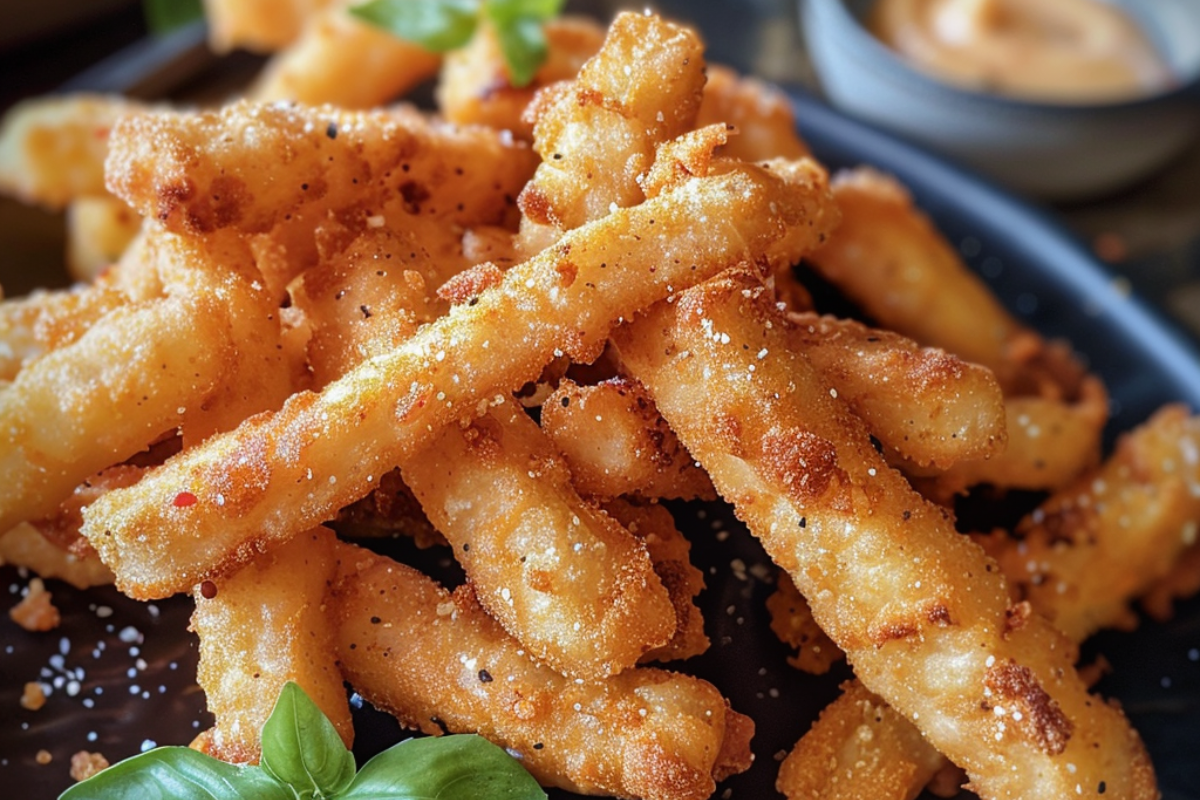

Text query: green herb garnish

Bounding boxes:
[350,0,565,87]
[142,0,205,34]
[60,682,547,800]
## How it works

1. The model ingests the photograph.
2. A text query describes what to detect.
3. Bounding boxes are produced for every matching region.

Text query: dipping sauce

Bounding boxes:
[869,0,1175,102]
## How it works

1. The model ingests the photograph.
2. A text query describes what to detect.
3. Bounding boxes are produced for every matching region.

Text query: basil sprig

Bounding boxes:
[60,682,547,800]
[350,0,565,87]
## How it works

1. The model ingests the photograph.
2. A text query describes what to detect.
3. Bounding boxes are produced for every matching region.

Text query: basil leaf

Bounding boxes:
[260,682,356,798]
[350,0,481,52]
[142,0,205,33]
[493,15,549,87]
[58,747,290,800]
[485,0,564,26]
[340,734,547,799]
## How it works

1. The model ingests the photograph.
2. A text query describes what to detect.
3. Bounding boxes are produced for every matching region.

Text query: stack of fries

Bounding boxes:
[2,5,1199,799]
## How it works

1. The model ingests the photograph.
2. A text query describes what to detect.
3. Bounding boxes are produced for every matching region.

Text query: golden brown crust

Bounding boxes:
[330,541,751,800]
[613,271,1158,800]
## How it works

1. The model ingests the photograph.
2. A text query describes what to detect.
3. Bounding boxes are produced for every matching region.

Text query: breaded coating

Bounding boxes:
[0,289,231,533]
[403,396,676,680]
[777,680,946,800]
[602,498,711,663]
[250,5,441,108]
[0,280,128,381]
[516,11,707,250]
[203,0,336,53]
[330,542,752,800]
[0,93,146,210]
[975,403,1200,642]
[104,101,538,237]
[541,378,717,502]
[696,64,810,162]
[613,271,1157,800]
[786,312,1007,470]
[766,572,842,675]
[782,405,1200,800]
[437,16,607,139]
[191,525,351,763]
[80,159,838,599]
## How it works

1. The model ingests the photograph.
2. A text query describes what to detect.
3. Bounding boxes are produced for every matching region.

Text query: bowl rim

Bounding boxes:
[801,0,1200,114]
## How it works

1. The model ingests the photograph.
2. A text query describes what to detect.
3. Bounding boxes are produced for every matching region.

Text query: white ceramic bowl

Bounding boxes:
[799,0,1200,200]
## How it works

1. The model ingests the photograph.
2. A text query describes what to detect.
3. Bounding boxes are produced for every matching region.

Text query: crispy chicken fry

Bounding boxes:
[0,94,146,210]
[0,280,128,381]
[613,271,1156,800]
[330,541,752,800]
[202,0,336,53]
[777,679,947,800]
[785,312,1007,470]
[250,4,441,108]
[781,404,1200,800]
[403,396,677,680]
[0,522,113,590]
[600,498,710,664]
[975,403,1200,642]
[0,289,231,534]
[695,64,810,162]
[541,378,717,502]
[437,17,607,139]
[80,158,837,599]
[191,525,351,763]
[104,100,537,238]
[516,11,707,253]
[65,195,143,284]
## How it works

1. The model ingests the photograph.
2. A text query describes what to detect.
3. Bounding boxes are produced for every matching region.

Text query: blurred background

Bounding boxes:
[0,0,1197,331]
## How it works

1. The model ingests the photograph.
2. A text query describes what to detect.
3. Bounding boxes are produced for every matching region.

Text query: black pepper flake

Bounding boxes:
[370,616,382,624]
[199,580,218,599]
[1098,782,1106,795]
[462,543,470,552]
[301,183,309,191]
[326,121,338,139]
[798,517,807,528]
[360,305,372,318]
[533,742,544,750]
[478,669,493,683]
[561,396,570,407]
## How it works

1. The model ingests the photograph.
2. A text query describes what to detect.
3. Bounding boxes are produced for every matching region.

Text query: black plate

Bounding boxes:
[2,74,1200,800]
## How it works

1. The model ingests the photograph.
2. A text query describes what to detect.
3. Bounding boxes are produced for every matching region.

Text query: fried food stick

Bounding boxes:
[402,396,677,680]
[80,157,837,599]
[250,4,441,108]
[330,541,752,800]
[807,167,1107,493]
[612,271,1156,800]
[0,93,147,210]
[437,16,606,140]
[0,289,230,533]
[191,525,351,763]
[779,403,1200,800]
[540,378,717,502]
[104,100,538,238]
[515,11,707,254]
[785,312,1006,470]
[0,281,128,381]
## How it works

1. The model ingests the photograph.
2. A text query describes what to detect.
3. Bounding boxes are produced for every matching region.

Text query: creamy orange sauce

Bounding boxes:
[869,0,1174,102]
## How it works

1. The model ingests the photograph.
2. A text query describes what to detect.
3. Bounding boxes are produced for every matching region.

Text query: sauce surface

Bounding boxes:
[869,0,1174,102]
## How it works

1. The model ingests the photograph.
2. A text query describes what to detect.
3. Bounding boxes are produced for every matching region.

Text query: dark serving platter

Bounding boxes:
[2,21,1200,800]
